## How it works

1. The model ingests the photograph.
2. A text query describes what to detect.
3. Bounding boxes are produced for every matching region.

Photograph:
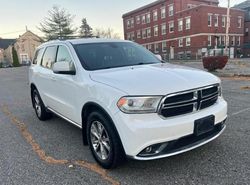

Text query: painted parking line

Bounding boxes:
[1,104,120,185]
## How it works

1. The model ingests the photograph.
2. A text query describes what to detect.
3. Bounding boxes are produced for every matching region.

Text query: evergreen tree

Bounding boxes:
[12,46,20,67]
[79,18,93,38]
[38,6,77,40]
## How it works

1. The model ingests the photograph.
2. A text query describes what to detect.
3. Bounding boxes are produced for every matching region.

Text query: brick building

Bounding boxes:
[234,0,250,56]
[122,0,245,60]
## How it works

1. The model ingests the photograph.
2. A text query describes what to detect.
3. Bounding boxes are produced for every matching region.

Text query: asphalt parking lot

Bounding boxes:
[0,67,249,185]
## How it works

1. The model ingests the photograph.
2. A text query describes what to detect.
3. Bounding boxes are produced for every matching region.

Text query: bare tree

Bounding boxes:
[94,28,120,39]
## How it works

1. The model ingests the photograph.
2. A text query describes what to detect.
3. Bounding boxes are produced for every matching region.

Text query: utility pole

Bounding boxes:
[225,0,231,56]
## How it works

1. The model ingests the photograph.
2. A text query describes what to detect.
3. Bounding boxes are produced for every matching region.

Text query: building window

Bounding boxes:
[161,7,166,19]
[186,51,191,59]
[222,16,226,27]
[178,52,184,59]
[154,26,158,36]
[137,30,141,39]
[161,24,166,35]
[246,27,249,36]
[187,4,196,9]
[154,43,159,53]
[131,32,135,41]
[136,16,140,24]
[185,17,191,30]
[221,36,225,46]
[214,15,219,27]
[238,17,242,28]
[153,10,158,21]
[142,29,147,39]
[208,36,212,46]
[186,37,191,46]
[237,36,241,46]
[127,33,131,40]
[178,19,183,31]
[169,4,174,16]
[148,44,152,51]
[179,38,183,47]
[169,21,174,33]
[208,14,212,27]
[231,36,235,46]
[146,13,151,24]
[162,41,167,52]
[127,20,131,29]
[142,15,146,24]
[147,28,151,38]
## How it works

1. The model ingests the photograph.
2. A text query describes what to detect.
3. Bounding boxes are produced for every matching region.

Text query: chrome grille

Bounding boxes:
[159,85,219,118]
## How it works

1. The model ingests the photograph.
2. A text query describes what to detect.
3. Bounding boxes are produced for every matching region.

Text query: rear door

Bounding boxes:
[37,45,58,107]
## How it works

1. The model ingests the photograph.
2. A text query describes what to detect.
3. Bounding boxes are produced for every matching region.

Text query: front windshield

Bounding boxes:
[74,42,161,70]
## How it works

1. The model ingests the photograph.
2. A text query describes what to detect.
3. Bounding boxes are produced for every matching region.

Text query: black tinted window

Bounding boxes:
[74,42,160,70]
[33,48,44,65]
[56,46,72,63]
[41,46,57,69]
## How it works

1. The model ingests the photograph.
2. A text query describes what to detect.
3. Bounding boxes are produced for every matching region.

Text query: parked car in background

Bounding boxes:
[0,61,13,68]
[29,39,228,169]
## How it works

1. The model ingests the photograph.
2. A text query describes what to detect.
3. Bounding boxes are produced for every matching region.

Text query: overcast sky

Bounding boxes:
[0,0,245,39]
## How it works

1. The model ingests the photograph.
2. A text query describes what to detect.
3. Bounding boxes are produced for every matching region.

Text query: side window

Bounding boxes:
[56,46,72,63]
[41,46,57,69]
[33,48,44,65]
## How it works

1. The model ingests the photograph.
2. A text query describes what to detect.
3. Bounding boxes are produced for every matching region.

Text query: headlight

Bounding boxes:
[117,96,163,114]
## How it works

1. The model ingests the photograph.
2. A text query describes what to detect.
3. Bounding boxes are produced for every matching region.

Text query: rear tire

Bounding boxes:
[31,89,52,121]
[86,111,125,169]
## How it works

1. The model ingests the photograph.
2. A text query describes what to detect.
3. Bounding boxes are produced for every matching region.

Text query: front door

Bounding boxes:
[170,46,174,59]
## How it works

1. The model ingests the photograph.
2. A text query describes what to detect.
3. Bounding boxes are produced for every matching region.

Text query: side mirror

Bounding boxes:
[155,54,162,61]
[52,61,76,75]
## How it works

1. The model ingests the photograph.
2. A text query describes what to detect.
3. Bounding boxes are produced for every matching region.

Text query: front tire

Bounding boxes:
[86,111,125,169]
[31,89,52,121]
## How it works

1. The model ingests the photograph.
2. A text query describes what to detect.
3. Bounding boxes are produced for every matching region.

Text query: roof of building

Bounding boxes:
[234,0,250,9]
[122,0,219,17]
[0,39,16,49]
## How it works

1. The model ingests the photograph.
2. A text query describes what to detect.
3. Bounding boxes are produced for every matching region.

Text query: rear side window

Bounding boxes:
[41,46,57,69]
[33,48,44,65]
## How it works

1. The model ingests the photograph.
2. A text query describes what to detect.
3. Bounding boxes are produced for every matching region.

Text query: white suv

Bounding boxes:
[29,39,227,169]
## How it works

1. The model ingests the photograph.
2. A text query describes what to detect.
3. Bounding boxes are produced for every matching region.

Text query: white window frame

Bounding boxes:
[238,17,242,28]
[146,13,151,24]
[136,16,140,24]
[178,19,183,31]
[169,4,174,16]
[179,38,183,47]
[169,21,174,33]
[162,41,167,52]
[208,14,212,27]
[147,27,151,38]
[142,29,147,39]
[142,15,146,24]
[231,36,235,46]
[137,30,141,39]
[214,14,219,27]
[148,44,152,51]
[153,10,158,21]
[222,16,226,27]
[208,35,212,46]
[237,36,241,46]
[161,7,166,19]
[161,23,166,35]
[186,37,191,46]
[127,20,131,29]
[185,17,191,30]
[154,43,159,53]
[154,25,158,37]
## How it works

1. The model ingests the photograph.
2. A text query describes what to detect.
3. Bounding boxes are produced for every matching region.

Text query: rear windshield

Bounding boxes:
[74,42,161,70]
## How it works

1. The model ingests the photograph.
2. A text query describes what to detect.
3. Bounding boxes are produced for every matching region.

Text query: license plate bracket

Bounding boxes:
[194,115,215,136]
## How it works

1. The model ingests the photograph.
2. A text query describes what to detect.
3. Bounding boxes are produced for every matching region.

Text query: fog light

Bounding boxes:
[145,146,152,153]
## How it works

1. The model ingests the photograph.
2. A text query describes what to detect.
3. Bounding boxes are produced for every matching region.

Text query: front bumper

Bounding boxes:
[113,97,227,159]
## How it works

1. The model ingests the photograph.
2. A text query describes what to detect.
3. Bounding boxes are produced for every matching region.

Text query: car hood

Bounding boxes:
[89,63,220,95]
